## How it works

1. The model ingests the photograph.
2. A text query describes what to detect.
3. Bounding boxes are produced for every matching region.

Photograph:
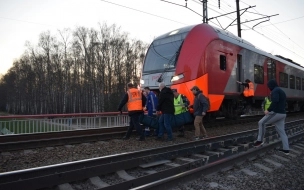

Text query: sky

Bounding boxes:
[0,0,304,76]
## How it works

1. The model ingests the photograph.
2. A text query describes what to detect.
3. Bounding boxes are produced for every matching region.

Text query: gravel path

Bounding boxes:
[0,115,303,173]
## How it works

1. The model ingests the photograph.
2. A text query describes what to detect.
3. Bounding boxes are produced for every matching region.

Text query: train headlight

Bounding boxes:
[171,74,184,82]
[140,79,145,84]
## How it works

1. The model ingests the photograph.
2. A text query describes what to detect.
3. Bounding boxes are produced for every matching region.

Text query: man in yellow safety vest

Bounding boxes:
[172,89,190,137]
[261,94,271,111]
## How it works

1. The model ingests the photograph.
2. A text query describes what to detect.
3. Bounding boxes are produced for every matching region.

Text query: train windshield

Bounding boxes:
[143,32,188,73]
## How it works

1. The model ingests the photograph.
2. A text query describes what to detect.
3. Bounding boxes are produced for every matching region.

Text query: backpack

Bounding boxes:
[198,94,210,111]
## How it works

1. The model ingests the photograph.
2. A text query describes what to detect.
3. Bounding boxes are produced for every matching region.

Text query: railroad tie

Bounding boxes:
[293,145,304,151]
[139,160,171,168]
[294,144,304,150]
[56,183,74,190]
[253,163,273,172]
[89,176,109,188]
[289,148,301,155]
[116,170,136,181]
[264,158,283,167]
[176,157,196,162]
[271,154,290,162]
[241,168,257,176]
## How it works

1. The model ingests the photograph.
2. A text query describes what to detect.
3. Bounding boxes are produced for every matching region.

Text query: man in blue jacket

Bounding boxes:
[254,79,289,155]
[143,87,158,136]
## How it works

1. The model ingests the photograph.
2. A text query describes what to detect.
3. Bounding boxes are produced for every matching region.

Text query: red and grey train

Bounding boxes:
[140,23,304,119]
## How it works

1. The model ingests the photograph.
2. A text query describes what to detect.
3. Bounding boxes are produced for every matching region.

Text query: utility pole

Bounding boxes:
[202,0,208,23]
[236,0,241,37]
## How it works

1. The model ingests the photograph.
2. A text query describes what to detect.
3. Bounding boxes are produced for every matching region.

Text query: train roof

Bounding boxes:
[154,24,304,71]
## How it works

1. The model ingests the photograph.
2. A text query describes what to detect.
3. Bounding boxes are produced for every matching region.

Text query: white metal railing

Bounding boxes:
[0,113,130,135]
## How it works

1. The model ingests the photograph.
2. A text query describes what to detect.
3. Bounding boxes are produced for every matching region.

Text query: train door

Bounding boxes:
[237,54,242,93]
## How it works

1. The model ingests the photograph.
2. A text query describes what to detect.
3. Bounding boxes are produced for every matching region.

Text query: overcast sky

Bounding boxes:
[0,0,304,75]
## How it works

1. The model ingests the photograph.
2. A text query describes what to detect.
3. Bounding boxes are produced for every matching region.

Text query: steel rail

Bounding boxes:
[0,112,127,119]
[0,120,303,190]
[0,126,128,143]
[132,131,304,190]
[0,127,128,151]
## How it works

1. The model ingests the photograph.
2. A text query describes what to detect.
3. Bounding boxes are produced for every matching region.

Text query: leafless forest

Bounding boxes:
[0,23,148,114]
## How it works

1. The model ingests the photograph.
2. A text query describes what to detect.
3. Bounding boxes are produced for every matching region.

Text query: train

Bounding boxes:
[140,23,304,120]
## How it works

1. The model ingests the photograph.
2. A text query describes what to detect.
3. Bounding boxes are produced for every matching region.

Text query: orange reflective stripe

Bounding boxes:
[127,88,142,111]
[248,82,254,96]
[243,87,249,97]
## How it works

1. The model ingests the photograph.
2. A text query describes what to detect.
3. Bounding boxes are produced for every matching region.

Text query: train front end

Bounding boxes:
[140,25,195,90]
[140,24,219,109]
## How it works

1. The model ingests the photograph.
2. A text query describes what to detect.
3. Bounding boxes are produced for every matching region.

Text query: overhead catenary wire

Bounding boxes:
[100,0,187,25]
[239,0,304,54]
[101,0,303,64]
[206,0,304,63]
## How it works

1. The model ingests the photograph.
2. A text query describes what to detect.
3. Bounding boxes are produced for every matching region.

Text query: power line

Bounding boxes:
[255,16,304,28]
[0,16,57,27]
[99,0,304,64]
[239,0,304,54]
[99,0,187,25]
[207,0,304,63]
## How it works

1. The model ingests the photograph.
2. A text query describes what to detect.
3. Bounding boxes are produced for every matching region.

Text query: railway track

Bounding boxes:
[134,136,304,190]
[0,120,303,190]
[1,112,302,152]
[0,127,128,151]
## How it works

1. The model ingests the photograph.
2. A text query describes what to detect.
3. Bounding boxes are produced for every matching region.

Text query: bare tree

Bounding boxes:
[0,23,148,114]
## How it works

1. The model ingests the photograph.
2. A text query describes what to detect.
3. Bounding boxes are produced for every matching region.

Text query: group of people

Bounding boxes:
[118,79,290,156]
[117,82,209,141]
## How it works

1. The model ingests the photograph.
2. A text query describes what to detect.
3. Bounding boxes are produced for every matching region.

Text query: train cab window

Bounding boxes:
[279,72,288,88]
[220,55,226,71]
[290,75,295,89]
[254,64,264,84]
[296,77,301,90]
[302,78,304,91]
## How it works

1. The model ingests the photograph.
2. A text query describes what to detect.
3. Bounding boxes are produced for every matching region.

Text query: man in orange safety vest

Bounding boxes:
[237,79,254,114]
[118,83,146,141]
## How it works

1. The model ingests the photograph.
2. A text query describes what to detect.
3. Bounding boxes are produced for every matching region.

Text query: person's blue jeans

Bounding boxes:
[144,112,156,136]
[158,114,173,139]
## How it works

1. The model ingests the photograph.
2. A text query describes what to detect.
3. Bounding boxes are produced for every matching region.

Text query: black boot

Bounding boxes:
[177,126,185,137]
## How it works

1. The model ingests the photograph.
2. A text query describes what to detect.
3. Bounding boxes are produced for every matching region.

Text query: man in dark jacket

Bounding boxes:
[118,83,146,141]
[156,82,174,141]
[189,86,208,141]
[254,79,289,155]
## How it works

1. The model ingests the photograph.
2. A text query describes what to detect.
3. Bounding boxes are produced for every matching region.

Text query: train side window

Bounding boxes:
[220,55,226,71]
[279,72,288,88]
[290,75,295,89]
[267,60,276,80]
[296,77,301,90]
[302,78,304,91]
[254,64,264,84]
